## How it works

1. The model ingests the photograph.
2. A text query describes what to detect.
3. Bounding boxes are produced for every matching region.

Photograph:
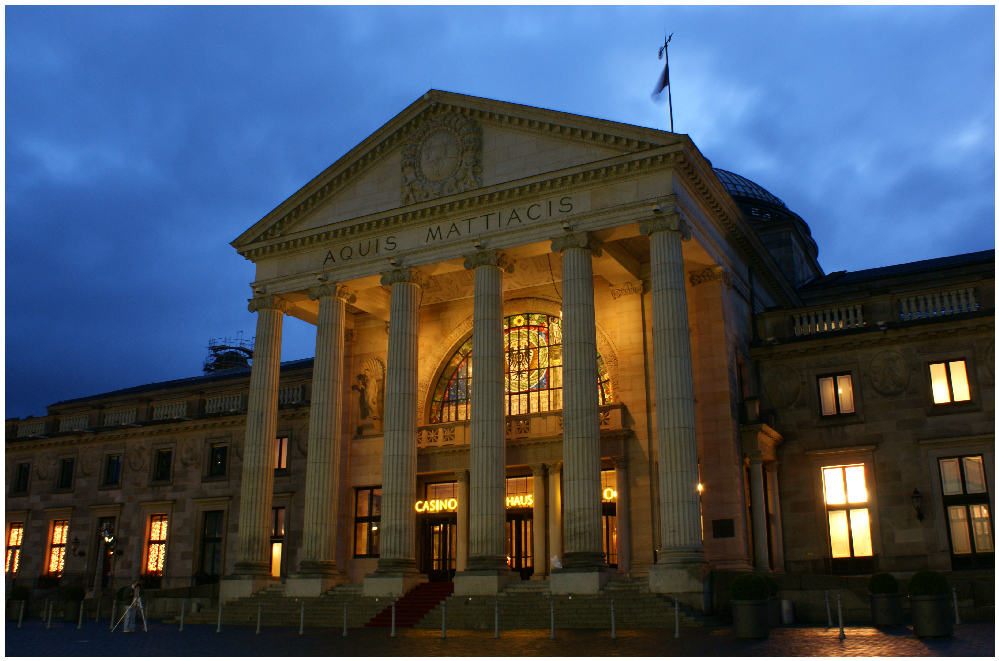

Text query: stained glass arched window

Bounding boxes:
[429,313,612,423]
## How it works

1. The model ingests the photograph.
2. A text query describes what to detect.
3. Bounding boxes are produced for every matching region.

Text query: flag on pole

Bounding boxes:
[652,61,669,98]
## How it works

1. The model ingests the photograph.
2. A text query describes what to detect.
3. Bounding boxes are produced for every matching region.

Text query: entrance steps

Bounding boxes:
[364,582,454,628]
[415,576,718,630]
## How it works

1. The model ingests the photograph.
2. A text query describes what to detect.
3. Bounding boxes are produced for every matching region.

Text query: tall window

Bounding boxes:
[818,374,855,416]
[939,455,994,570]
[145,514,169,576]
[354,488,381,557]
[208,444,228,477]
[56,458,75,490]
[430,312,612,423]
[929,360,971,404]
[11,463,30,494]
[274,437,289,471]
[47,520,69,576]
[201,511,224,578]
[270,507,285,577]
[103,454,122,486]
[153,449,173,481]
[6,523,24,575]
[822,465,873,560]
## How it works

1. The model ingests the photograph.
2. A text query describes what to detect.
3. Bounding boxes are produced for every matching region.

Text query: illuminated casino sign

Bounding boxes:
[414,498,458,513]
[505,494,533,508]
[602,488,617,502]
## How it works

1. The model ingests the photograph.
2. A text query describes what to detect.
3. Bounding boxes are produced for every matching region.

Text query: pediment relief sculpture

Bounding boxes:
[401,113,482,205]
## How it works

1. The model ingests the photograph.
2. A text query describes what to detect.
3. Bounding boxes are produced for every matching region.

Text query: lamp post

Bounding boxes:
[93,523,115,597]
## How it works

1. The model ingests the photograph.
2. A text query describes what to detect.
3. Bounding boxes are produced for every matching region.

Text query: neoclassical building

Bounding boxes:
[6,91,994,614]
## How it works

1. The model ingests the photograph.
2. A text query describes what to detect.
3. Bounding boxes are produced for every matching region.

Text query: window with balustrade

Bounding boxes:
[429,312,612,423]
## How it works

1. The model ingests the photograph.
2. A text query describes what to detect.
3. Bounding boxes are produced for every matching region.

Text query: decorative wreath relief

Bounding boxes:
[763,364,800,409]
[401,114,482,205]
[128,443,148,472]
[868,350,911,397]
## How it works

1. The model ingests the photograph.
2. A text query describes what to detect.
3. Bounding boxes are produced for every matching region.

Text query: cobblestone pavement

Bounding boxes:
[5,619,994,657]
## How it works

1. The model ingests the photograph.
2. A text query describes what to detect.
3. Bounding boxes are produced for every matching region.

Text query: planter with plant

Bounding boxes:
[762,575,781,626]
[63,586,85,622]
[908,570,952,637]
[730,573,769,639]
[868,572,902,626]
[7,586,30,621]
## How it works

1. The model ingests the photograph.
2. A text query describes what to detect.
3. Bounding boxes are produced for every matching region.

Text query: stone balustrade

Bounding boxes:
[58,414,90,432]
[278,384,304,406]
[793,305,864,336]
[899,287,977,321]
[152,400,188,421]
[102,408,137,427]
[205,392,246,414]
[17,419,46,437]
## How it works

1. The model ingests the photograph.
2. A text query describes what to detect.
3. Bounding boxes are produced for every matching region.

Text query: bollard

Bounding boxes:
[837,592,845,641]
[610,598,616,639]
[299,600,305,635]
[179,600,186,632]
[674,597,680,639]
[95,596,102,623]
[952,587,961,625]
[824,590,832,627]
[78,600,84,629]
[550,600,555,639]
[441,601,446,639]
[17,601,25,628]
[216,602,223,634]
[110,600,117,631]
[342,601,348,637]
[46,600,52,629]
[256,601,262,635]
[494,600,499,639]
[390,601,396,637]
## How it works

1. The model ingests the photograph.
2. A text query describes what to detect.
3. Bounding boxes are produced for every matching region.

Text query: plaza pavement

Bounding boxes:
[5,619,995,657]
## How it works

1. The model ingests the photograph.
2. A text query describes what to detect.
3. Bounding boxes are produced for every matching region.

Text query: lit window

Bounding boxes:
[271,507,285,577]
[47,520,69,576]
[354,488,381,557]
[938,455,993,569]
[145,514,168,576]
[274,437,288,471]
[103,454,122,486]
[6,523,24,575]
[818,374,855,416]
[822,465,872,558]
[929,360,971,404]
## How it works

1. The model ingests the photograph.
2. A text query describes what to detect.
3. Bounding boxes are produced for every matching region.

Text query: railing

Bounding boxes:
[899,288,977,321]
[278,385,304,406]
[204,392,245,415]
[17,419,46,437]
[793,305,864,336]
[58,414,90,432]
[102,408,136,427]
[152,401,188,421]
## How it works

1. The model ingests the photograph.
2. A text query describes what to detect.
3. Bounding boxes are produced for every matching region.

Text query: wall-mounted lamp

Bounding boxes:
[911,488,924,521]
[70,537,86,558]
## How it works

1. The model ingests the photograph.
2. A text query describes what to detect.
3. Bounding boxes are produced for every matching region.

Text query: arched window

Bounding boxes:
[430,313,612,423]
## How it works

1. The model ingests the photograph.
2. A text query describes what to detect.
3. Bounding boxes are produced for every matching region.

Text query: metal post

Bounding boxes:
[93,538,105,599]
[494,600,499,638]
[256,601,262,635]
[343,600,348,637]
[46,600,52,628]
[550,600,555,639]
[17,601,25,628]
[674,597,680,639]
[837,592,845,641]
[78,601,84,629]
[299,600,305,635]
[179,600,185,632]
[95,596,101,623]
[390,601,396,637]
[824,590,832,627]
[952,587,961,625]
[216,602,222,634]
[110,600,117,631]
[441,601,446,639]
[610,598,616,639]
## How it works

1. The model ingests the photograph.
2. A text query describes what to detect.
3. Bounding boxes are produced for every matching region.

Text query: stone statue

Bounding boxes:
[352,357,384,436]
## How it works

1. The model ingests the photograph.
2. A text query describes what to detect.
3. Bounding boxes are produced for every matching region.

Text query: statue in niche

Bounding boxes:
[352,357,385,436]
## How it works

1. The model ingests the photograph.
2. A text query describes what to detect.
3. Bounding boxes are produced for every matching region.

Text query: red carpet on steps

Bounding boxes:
[364,582,454,628]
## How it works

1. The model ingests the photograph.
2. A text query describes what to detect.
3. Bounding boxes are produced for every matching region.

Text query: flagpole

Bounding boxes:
[665,37,674,132]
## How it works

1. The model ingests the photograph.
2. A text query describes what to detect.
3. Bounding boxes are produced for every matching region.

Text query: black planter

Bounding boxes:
[910,595,952,637]
[869,593,902,626]
[732,599,769,639]
[63,600,82,622]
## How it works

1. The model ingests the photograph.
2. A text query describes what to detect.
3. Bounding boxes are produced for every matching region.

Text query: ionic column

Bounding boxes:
[765,462,785,572]
[288,283,355,595]
[531,463,548,579]
[232,295,290,578]
[550,231,604,571]
[374,267,426,576]
[463,250,514,573]
[548,462,563,571]
[613,456,631,575]
[455,469,470,572]
[640,208,705,567]
[747,451,769,571]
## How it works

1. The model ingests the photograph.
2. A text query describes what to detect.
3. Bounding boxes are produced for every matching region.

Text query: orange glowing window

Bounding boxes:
[6,523,24,575]
[47,520,69,576]
[145,514,168,576]
[821,465,873,559]
[929,361,971,405]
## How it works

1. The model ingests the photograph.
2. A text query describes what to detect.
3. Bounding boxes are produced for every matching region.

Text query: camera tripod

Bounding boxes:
[111,589,147,633]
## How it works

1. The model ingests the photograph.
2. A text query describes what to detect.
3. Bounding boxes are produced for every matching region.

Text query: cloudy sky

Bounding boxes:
[6,5,995,419]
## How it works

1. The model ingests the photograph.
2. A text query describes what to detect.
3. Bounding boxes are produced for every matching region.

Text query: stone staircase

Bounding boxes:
[365,582,453,628]
[415,576,718,630]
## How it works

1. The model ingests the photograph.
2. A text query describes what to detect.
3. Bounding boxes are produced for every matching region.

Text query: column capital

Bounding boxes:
[746,450,764,464]
[462,249,515,273]
[379,266,429,289]
[611,455,629,469]
[688,267,732,289]
[765,461,780,474]
[454,468,470,483]
[530,463,547,478]
[308,282,357,303]
[247,295,292,314]
[550,230,602,257]
[639,208,691,241]
[546,461,563,475]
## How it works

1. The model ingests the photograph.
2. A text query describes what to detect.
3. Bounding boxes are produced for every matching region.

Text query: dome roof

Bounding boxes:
[713,169,787,209]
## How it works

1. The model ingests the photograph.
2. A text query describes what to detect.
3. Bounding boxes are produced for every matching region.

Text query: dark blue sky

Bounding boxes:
[6,5,995,419]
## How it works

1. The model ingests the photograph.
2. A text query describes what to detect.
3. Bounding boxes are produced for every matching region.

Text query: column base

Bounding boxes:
[647,560,710,612]
[285,572,345,597]
[549,566,611,594]
[219,575,278,603]
[453,569,519,596]
[362,571,426,597]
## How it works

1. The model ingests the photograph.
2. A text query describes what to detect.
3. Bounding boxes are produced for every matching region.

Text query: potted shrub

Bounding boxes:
[868,572,901,626]
[7,586,30,621]
[908,570,952,637]
[63,586,85,622]
[730,573,769,639]
[762,575,780,626]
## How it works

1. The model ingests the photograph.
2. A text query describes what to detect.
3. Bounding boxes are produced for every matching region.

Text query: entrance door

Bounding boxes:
[419,515,457,582]
[506,511,534,580]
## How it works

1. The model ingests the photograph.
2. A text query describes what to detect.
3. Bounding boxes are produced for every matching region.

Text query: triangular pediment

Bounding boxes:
[232,90,678,253]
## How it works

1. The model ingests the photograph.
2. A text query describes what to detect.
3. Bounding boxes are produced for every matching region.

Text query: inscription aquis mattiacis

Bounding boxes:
[318,196,578,266]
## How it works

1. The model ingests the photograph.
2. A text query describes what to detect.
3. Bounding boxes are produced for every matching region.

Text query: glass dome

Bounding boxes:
[713,169,787,208]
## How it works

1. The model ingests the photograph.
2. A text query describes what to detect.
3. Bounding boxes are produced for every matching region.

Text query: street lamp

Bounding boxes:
[70,537,86,557]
